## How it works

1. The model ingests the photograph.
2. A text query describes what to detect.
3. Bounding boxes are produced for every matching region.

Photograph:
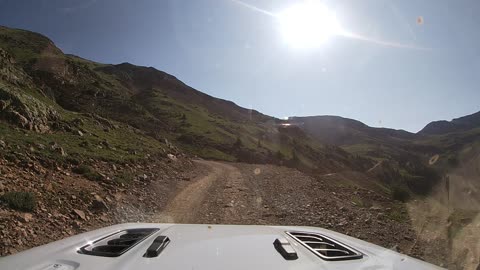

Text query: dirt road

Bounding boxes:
[152,160,478,269]
[153,160,421,244]
[154,160,239,223]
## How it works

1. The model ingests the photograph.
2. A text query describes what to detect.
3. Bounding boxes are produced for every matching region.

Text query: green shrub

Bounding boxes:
[66,156,81,165]
[72,164,92,174]
[1,191,36,212]
[391,185,411,202]
[386,207,408,222]
[84,171,103,181]
[351,196,368,207]
[73,164,103,181]
[114,172,134,185]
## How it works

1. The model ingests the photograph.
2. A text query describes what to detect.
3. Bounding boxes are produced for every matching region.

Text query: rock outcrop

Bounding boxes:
[0,48,59,132]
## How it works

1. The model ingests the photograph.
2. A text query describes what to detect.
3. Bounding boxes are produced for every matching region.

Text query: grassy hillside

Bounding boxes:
[0,50,169,166]
[0,25,366,173]
[289,114,480,198]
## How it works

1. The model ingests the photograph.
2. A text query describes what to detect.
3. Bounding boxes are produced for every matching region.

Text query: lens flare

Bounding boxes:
[277,2,343,48]
[227,0,428,50]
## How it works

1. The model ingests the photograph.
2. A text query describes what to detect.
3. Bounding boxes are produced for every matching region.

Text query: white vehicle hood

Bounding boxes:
[0,223,444,270]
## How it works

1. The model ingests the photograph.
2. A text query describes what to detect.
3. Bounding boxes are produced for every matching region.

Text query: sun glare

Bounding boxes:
[278,1,343,48]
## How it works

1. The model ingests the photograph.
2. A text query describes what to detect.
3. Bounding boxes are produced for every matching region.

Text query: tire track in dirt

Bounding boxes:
[197,162,264,224]
[153,160,237,223]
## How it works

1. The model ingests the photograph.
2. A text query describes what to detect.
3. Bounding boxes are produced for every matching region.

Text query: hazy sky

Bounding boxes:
[1,0,479,132]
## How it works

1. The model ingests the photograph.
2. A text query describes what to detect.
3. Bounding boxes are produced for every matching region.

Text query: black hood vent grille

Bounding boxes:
[78,228,159,257]
[286,231,363,261]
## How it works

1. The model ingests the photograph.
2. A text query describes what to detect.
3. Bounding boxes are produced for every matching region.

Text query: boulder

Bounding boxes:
[18,213,33,223]
[50,143,67,156]
[73,209,86,220]
[0,87,59,133]
[35,143,46,150]
[90,195,109,212]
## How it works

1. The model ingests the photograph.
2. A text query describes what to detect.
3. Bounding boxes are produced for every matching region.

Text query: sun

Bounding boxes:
[277,1,343,48]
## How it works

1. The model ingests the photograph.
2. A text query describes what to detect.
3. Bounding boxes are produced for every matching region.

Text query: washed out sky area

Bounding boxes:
[1,0,480,132]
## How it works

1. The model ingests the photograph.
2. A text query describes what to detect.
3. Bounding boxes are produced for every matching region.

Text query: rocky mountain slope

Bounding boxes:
[1,25,479,201]
[1,24,479,198]
[0,25,367,174]
[289,115,416,146]
[419,111,480,135]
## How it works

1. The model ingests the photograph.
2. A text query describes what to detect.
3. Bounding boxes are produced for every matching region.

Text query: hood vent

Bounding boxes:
[286,231,363,261]
[78,228,159,257]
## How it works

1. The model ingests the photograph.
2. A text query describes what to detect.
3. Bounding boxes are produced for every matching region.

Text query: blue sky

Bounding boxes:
[1,0,479,132]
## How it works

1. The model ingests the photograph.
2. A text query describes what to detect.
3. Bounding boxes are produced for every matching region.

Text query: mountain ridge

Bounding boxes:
[419,110,480,135]
[288,115,418,146]
[1,24,479,200]
[0,25,365,173]
[2,24,477,136]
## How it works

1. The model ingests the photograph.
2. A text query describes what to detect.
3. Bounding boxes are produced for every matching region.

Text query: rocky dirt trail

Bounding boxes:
[151,160,454,268]
[152,160,235,223]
